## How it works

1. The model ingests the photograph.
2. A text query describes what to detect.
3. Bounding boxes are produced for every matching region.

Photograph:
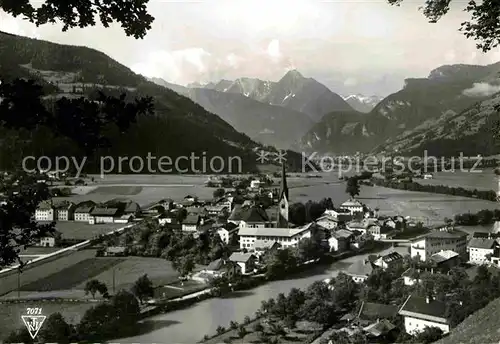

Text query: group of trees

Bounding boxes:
[372,176,498,202]
[4,290,141,343]
[454,208,500,226]
[288,198,334,225]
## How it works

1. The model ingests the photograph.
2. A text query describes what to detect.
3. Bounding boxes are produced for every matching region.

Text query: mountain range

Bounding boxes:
[3,29,500,161]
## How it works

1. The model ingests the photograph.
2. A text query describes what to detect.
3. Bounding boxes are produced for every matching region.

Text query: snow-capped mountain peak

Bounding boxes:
[343,94,384,113]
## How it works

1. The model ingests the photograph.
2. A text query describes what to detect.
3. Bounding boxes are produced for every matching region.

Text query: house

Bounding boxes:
[468,237,498,264]
[430,250,460,271]
[410,228,468,261]
[89,208,120,224]
[186,206,207,217]
[328,229,354,252]
[402,268,421,286]
[74,205,95,222]
[315,214,339,230]
[250,180,261,190]
[229,252,256,274]
[238,223,313,251]
[254,240,281,254]
[38,231,61,247]
[206,205,229,216]
[158,213,178,226]
[340,199,364,215]
[345,259,376,283]
[399,295,451,335]
[238,206,275,228]
[35,201,55,221]
[202,258,241,279]
[184,195,197,203]
[346,301,399,326]
[373,251,403,270]
[214,197,233,210]
[423,173,433,179]
[114,214,134,224]
[54,201,75,221]
[123,202,141,215]
[363,319,396,339]
[182,214,201,232]
[323,209,353,223]
[105,246,126,256]
[217,223,239,245]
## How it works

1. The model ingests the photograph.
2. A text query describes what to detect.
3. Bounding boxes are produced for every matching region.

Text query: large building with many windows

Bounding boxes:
[410,227,467,261]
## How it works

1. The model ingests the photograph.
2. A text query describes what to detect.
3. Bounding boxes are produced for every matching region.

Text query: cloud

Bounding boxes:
[267,39,282,60]
[463,82,500,97]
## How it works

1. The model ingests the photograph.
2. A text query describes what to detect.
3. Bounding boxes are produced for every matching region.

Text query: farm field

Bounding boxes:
[75,256,189,292]
[51,221,125,240]
[418,169,498,191]
[0,249,96,296]
[19,258,125,291]
[0,301,94,339]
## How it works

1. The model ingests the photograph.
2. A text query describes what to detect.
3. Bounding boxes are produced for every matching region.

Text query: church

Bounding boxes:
[237,164,313,251]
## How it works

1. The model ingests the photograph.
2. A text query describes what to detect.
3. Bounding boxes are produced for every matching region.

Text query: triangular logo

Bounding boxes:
[21,315,46,339]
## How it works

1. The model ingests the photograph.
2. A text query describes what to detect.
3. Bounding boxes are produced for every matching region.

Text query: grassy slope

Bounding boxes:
[435,296,500,344]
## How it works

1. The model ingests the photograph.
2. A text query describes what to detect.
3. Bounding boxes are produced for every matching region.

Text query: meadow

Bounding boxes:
[19,257,125,291]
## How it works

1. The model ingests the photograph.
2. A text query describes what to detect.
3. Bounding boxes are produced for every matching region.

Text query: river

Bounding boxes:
[118,247,408,343]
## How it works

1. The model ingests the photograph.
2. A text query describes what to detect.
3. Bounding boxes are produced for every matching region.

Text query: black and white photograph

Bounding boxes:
[1,0,500,343]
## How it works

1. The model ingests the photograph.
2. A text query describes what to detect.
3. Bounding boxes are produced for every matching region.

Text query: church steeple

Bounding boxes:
[277,163,289,228]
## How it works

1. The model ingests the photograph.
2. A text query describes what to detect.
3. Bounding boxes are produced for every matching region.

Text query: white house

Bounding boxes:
[35,202,55,221]
[315,214,339,230]
[345,259,375,283]
[250,180,261,190]
[401,268,421,286]
[328,229,353,252]
[54,202,75,221]
[468,238,497,264]
[340,199,364,215]
[410,228,468,261]
[238,223,313,251]
[182,214,201,232]
[89,207,120,224]
[38,231,60,247]
[217,223,239,245]
[114,214,134,224]
[399,295,451,335]
[74,205,94,222]
[229,252,256,275]
[374,251,403,270]
[423,173,433,179]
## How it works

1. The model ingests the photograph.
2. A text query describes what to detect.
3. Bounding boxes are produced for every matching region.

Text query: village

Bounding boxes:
[5,166,497,344]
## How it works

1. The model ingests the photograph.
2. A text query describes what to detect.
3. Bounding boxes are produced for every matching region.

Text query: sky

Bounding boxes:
[2,0,500,96]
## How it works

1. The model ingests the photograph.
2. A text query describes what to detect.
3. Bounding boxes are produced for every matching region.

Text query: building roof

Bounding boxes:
[90,207,120,216]
[414,228,468,241]
[106,246,126,253]
[430,250,459,263]
[205,258,237,272]
[379,251,403,264]
[238,222,313,238]
[124,202,140,213]
[74,206,94,213]
[341,199,363,208]
[229,252,255,263]
[241,206,270,223]
[358,301,399,320]
[316,215,339,223]
[346,259,375,277]
[183,214,200,225]
[363,319,396,337]
[37,201,54,210]
[254,239,280,250]
[53,201,74,210]
[331,229,354,239]
[399,295,448,323]
[468,238,497,249]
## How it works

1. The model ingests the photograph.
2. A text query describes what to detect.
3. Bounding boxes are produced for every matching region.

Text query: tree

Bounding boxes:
[414,326,444,344]
[1,0,154,39]
[131,274,154,303]
[213,188,225,199]
[3,328,34,344]
[237,324,247,338]
[39,313,73,343]
[84,279,108,299]
[388,0,500,52]
[0,0,155,269]
[172,255,196,282]
[253,322,264,333]
[345,177,360,198]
